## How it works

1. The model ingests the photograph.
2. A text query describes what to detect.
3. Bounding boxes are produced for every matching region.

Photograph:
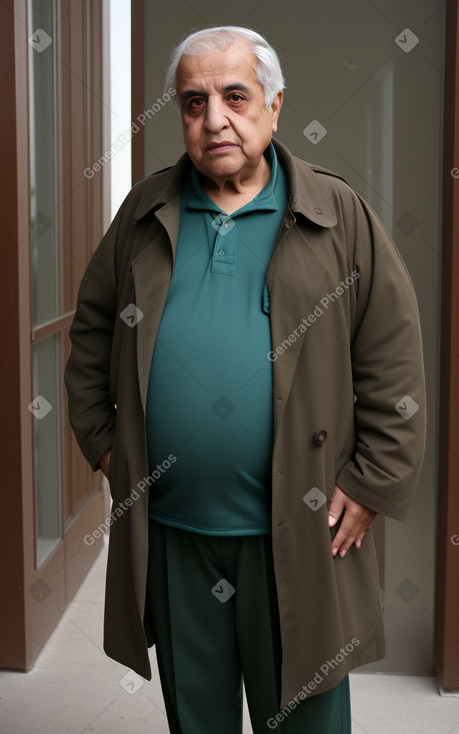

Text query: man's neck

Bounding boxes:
[202,155,271,215]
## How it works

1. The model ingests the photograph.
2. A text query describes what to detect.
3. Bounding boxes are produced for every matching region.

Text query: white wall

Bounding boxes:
[109,0,131,219]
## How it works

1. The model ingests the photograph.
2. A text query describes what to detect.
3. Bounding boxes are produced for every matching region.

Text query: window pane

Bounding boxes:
[28,0,59,327]
[32,334,62,566]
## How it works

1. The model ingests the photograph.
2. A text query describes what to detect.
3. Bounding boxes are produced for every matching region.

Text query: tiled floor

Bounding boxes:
[1,539,459,734]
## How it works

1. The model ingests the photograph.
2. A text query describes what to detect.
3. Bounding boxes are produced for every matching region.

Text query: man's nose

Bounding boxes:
[204,97,229,132]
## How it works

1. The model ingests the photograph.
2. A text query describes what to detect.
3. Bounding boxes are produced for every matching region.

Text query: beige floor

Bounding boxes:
[1,539,459,734]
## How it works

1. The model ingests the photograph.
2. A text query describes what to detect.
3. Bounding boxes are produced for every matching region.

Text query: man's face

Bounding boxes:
[176,38,283,183]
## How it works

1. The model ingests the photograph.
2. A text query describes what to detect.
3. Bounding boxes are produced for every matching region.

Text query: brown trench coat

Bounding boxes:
[65,138,426,707]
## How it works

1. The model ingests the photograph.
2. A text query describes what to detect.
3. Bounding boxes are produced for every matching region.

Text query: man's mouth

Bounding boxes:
[206,141,238,152]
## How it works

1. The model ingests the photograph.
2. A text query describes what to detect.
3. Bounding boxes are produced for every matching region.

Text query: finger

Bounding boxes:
[334,516,374,556]
[334,532,358,557]
[332,510,370,554]
[331,518,358,556]
[331,505,377,556]
[328,485,345,526]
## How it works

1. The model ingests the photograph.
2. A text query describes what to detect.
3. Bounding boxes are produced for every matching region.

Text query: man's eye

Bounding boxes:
[229,94,244,102]
[189,98,205,108]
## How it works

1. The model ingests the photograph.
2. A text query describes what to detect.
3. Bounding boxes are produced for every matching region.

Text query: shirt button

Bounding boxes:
[314,208,322,215]
[224,222,230,229]
[218,249,225,256]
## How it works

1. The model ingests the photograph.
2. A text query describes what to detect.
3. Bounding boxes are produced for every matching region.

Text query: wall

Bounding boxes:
[140,0,443,674]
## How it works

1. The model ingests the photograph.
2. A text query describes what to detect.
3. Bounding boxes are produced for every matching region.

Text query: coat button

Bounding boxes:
[314,429,327,445]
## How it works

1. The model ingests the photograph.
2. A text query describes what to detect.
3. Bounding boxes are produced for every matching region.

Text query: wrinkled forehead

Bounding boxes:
[176,38,259,92]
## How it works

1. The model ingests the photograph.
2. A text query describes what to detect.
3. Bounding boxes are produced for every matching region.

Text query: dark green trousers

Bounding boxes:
[145,520,351,734]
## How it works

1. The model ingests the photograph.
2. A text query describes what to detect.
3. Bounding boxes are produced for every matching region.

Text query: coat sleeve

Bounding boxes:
[64,197,131,471]
[335,191,426,521]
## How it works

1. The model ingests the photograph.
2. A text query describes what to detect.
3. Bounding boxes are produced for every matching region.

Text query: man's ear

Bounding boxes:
[270,90,283,133]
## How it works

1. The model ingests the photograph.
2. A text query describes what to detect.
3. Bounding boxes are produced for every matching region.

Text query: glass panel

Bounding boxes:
[28,0,59,327]
[32,334,62,565]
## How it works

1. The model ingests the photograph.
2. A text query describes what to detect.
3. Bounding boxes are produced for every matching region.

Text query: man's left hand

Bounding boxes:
[328,485,377,558]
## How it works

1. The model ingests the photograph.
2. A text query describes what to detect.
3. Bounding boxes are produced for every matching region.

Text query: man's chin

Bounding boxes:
[197,157,246,181]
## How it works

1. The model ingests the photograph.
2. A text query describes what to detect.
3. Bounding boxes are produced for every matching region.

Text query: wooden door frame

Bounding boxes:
[0,0,108,671]
[435,0,459,693]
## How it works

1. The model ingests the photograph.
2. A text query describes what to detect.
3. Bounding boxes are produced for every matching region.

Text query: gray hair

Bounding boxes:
[164,26,285,108]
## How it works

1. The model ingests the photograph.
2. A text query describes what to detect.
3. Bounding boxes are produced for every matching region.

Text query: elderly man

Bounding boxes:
[65,25,426,734]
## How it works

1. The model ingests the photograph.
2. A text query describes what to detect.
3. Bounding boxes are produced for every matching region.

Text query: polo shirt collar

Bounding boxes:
[186,142,280,214]
[133,137,337,228]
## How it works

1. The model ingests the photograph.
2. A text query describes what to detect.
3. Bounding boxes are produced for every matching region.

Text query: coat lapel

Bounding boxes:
[267,216,328,434]
[132,198,181,413]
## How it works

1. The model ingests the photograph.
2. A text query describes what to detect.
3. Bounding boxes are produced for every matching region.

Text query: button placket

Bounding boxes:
[210,214,238,275]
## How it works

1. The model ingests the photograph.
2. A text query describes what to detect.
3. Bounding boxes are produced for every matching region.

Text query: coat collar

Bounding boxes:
[272,138,337,227]
[133,137,337,228]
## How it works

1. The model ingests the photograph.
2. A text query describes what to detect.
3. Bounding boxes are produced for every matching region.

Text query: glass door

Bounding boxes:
[28,0,62,566]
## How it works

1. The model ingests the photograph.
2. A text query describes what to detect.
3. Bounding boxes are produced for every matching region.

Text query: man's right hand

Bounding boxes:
[99,448,112,478]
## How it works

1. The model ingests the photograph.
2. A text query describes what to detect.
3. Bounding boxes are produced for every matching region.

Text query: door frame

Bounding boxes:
[435,0,459,693]
[0,0,108,670]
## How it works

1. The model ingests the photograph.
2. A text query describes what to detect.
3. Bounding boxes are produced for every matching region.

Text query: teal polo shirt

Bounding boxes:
[145,143,288,535]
